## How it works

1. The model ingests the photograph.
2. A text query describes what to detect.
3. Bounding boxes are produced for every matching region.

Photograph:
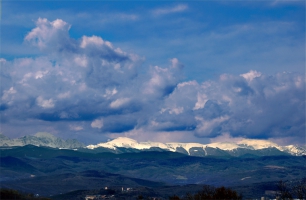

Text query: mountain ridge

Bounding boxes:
[1,134,305,157]
[0,132,85,149]
[87,137,306,157]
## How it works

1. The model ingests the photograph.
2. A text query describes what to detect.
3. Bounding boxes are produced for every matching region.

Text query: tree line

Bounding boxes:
[276,178,306,199]
[169,177,306,200]
[169,185,242,200]
[0,188,51,200]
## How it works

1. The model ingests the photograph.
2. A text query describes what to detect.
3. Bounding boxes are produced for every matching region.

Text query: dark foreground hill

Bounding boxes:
[2,170,165,197]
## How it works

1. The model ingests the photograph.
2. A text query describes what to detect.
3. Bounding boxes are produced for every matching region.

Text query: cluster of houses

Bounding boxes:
[84,188,292,200]
[85,194,115,200]
[84,187,135,200]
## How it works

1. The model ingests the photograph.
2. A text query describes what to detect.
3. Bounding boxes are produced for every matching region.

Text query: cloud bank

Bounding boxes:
[1,18,304,145]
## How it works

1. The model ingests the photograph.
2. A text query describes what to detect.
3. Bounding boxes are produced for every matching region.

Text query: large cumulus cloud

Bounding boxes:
[0,18,304,145]
[192,71,305,139]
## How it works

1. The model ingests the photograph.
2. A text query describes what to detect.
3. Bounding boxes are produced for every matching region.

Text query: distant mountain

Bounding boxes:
[0,132,85,149]
[87,137,306,157]
[1,134,305,157]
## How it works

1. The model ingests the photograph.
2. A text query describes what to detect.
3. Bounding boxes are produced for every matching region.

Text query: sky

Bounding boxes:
[0,1,305,145]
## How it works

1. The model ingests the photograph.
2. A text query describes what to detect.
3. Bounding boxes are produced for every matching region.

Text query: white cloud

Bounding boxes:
[34,70,48,79]
[36,96,55,108]
[80,35,112,48]
[57,92,70,99]
[116,13,138,21]
[91,118,104,129]
[210,132,245,143]
[193,93,208,110]
[177,80,198,88]
[2,87,16,100]
[0,58,6,63]
[152,4,188,16]
[22,18,143,90]
[104,88,118,98]
[170,58,183,69]
[195,115,230,135]
[169,107,184,115]
[25,18,71,51]
[74,55,88,67]
[110,98,130,109]
[143,59,183,97]
[144,66,165,94]
[69,125,83,131]
[240,70,262,81]
[1,87,17,105]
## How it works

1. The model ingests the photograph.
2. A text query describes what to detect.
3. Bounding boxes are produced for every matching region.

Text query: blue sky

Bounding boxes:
[0,1,305,145]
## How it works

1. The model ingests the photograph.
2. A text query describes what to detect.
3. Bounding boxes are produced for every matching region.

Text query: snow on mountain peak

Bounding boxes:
[86,137,306,156]
[108,137,138,145]
[207,142,240,150]
[280,145,306,156]
[87,137,145,150]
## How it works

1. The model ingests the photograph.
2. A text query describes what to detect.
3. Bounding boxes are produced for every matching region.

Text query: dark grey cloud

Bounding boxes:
[0,18,304,145]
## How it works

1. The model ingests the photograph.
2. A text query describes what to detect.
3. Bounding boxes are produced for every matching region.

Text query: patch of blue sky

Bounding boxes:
[2,1,304,81]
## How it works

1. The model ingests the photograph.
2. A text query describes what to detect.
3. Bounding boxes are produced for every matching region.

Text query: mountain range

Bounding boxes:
[0,132,85,149]
[1,133,305,157]
[1,135,306,198]
[87,137,306,157]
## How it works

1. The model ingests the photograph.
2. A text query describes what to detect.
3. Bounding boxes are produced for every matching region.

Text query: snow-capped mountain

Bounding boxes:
[87,137,306,157]
[1,133,305,157]
[0,132,85,149]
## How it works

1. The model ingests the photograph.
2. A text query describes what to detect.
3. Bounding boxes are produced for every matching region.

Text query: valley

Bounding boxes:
[0,145,305,199]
